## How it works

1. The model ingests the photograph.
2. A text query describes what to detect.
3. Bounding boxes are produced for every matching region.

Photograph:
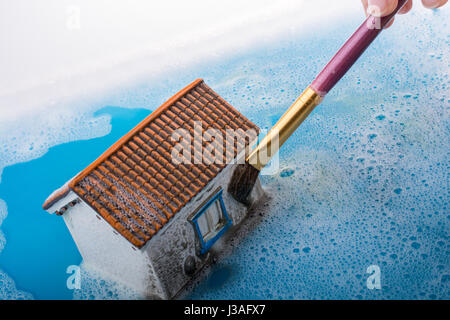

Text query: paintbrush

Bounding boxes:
[229,0,409,204]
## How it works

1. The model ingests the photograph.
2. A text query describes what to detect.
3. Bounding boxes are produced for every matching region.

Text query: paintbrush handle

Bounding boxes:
[310,0,408,96]
[246,0,409,171]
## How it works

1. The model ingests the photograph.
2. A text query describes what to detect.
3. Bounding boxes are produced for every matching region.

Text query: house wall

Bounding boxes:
[45,191,78,214]
[143,163,261,299]
[54,163,263,299]
[62,200,166,299]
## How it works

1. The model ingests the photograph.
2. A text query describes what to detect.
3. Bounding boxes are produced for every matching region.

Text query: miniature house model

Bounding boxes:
[43,79,263,299]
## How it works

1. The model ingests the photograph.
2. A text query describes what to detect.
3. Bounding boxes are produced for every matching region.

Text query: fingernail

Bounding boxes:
[421,0,443,8]
[368,0,390,16]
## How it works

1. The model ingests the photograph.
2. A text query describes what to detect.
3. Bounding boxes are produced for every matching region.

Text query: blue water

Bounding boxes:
[0,107,152,299]
[0,10,448,299]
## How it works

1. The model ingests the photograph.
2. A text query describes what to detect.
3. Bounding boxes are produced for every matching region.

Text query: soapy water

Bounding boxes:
[186,10,449,299]
[0,200,33,300]
[0,107,150,299]
[71,263,142,300]
[0,5,448,299]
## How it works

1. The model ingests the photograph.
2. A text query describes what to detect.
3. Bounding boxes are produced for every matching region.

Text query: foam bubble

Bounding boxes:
[0,270,34,300]
[187,7,449,300]
[72,263,142,300]
[0,1,359,298]
[0,0,359,123]
[0,200,33,300]
[0,99,111,300]
[0,1,447,300]
[0,104,111,183]
[0,200,6,251]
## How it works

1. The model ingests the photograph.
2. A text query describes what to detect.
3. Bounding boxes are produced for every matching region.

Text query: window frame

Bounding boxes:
[189,188,231,255]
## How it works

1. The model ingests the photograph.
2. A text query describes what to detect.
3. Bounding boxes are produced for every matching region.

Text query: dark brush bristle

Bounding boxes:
[228,162,260,205]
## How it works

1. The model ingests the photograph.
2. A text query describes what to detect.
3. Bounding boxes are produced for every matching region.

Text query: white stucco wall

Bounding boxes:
[143,163,262,299]
[52,163,263,299]
[45,190,78,214]
[62,200,165,299]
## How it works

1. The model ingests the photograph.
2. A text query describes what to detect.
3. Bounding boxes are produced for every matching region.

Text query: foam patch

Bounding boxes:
[0,200,33,300]
[72,263,142,300]
[0,2,447,300]
[187,8,449,300]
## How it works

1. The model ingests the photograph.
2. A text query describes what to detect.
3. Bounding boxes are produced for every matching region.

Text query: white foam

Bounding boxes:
[0,105,111,183]
[0,200,34,300]
[188,7,450,299]
[0,0,361,181]
[0,0,360,120]
[72,263,142,300]
[1,0,446,300]
[0,200,7,252]
[0,270,34,300]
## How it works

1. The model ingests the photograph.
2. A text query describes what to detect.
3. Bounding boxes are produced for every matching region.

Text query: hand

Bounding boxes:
[361,0,448,28]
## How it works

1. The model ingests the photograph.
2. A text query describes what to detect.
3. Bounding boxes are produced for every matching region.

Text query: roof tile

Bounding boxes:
[44,79,258,247]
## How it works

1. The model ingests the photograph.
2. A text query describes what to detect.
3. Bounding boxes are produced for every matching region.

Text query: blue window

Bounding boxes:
[190,189,231,255]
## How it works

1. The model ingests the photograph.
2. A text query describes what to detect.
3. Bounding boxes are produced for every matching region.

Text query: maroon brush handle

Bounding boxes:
[310,0,408,96]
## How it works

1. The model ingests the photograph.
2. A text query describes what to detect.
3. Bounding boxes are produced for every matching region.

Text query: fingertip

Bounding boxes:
[368,0,399,17]
[436,0,448,8]
[361,0,369,16]
[421,0,448,8]
[399,0,413,14]
[384,17,395,28]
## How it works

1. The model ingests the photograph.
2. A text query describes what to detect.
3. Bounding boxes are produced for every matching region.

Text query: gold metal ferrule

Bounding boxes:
[247,86,323,171]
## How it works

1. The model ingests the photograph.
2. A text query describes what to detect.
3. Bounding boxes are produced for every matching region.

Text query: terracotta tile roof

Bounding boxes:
[45,79,259,248]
